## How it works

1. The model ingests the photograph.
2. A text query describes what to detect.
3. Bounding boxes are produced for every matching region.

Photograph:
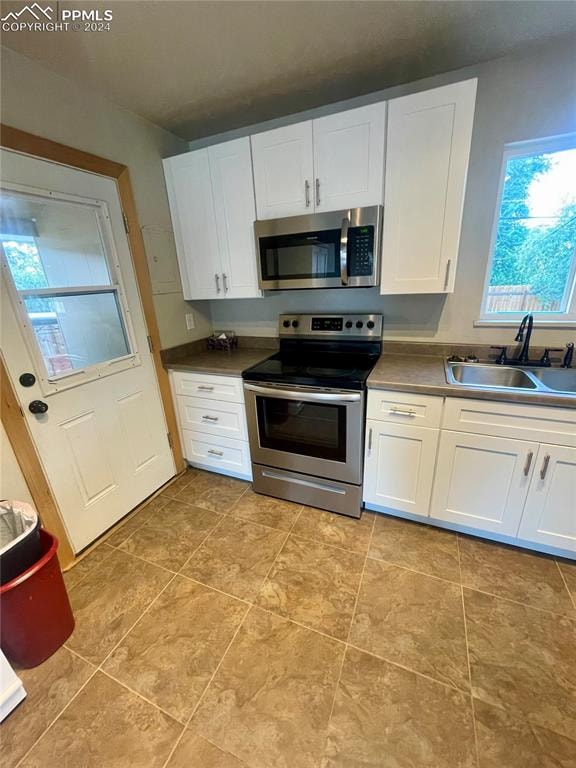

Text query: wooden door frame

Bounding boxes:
[0,124,185,567]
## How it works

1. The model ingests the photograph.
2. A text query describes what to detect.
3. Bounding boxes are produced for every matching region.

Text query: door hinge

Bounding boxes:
[146,335,154,353]
[122,211,130,234]
[167,432,173,448]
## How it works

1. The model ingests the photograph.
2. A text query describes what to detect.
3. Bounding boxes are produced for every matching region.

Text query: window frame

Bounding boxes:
[0,182,140,393]
[477,132,576,328]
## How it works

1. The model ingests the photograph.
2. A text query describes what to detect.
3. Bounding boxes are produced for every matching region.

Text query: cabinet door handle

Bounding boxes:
[305,180,311,208]
[222,273,228,293]
[523,451,534,477]
[207,449,224,457]
[202,415,219,422]
[540,454,551,480]
[443,259,452,290]
[367,427,373,451]
[197,385,214,392]
[215,273,221,294]
[389,407,416,417]
[315,178,320,207]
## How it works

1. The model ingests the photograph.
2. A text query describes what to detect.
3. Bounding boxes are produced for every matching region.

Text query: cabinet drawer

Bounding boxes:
[181,430,252,480]
[176,396,247,441]
[367,390,443,428]
[442,398,576,447]
[171,371,244,403]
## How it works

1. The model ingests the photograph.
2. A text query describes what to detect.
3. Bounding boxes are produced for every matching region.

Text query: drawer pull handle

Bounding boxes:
[207,449,224,457]
[540,454,551,481]
[367,427,373,451]
[197,386,214,392]
[202,415,219,422]
[389,407,416,417]
[523,451,533,477]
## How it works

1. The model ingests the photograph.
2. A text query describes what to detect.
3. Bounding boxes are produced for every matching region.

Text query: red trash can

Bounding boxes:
[0,529,75,668]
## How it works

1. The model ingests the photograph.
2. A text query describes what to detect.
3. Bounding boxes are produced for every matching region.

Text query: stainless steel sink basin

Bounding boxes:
[447,363,537,390]
[529,368,576,394]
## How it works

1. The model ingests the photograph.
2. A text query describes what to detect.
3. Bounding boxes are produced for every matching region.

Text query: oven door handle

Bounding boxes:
[340,215,350,286]
[244,383,361,403]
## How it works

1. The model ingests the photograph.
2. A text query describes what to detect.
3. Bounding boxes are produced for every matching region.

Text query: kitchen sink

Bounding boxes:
[447,363,537,390]
[529,368,576,394]
[445,361,575,395]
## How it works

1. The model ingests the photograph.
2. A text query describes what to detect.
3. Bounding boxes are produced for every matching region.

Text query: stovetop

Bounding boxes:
[242,314,382,391]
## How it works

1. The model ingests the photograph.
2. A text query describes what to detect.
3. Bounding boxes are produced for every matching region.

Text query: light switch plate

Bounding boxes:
[185,312,196,330]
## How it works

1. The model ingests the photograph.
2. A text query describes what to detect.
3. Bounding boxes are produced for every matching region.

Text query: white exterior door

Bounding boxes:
[430,430,537,536]
[1,149,175,552]
[208,138,262,299]
[251,122,314,219]
[518,445,576,552]
[363,419,439,518]
[380,79,477,294]
[313,103,386,212]
[163,150,222,299]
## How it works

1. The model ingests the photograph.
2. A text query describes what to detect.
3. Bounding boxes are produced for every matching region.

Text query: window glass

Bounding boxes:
[485,144,576,316]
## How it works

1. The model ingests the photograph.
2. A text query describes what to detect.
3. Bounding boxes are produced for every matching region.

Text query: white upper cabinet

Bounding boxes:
[380,79,477,294]
[163,138,261,300]
[163,149,221,300]
[251,122,314,220]
[251,103,386,219]
[208,139,261,299]
[313,103,386,212]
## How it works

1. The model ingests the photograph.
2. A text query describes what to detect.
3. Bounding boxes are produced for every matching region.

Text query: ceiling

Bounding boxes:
[2,1,576,140]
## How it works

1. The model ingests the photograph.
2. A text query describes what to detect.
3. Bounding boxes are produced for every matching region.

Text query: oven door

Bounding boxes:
[244,383,364,484]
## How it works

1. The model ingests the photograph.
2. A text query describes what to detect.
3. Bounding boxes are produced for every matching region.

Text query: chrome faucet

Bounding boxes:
[562,342,574,368]
[514,314,533,364]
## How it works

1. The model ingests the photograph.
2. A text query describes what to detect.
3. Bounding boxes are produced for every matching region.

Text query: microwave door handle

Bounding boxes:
[340,216,350,286]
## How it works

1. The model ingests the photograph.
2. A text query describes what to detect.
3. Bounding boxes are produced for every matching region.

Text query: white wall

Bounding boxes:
[0,425,33,504]
[205,38,576,344]
[0,45,212,349]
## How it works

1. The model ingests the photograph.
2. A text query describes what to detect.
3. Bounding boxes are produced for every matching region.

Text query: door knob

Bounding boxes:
[29,400,48,414]
[19,373,36,387]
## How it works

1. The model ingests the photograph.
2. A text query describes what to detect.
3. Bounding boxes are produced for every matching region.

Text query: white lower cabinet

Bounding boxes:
[363,390,575,556]
[170,371,252,481]
[430,431,538,536]
[363,419,439,517]
[517,444,576,550]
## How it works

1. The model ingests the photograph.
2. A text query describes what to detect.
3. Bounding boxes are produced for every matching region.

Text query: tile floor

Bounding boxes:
[3,468,575,768]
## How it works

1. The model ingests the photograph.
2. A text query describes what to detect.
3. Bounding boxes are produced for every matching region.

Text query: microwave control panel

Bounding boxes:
[348,226,374,276]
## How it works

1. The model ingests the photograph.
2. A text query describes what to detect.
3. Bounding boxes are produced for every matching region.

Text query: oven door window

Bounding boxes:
[256,395,346,462]
[259,229,340,281]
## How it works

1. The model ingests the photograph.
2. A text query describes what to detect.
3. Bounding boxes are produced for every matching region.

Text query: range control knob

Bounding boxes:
[345,320,353,329]
[282,320,290,328]
[356,320,364,329]
[366,320,375,330]
[291,320,299,328]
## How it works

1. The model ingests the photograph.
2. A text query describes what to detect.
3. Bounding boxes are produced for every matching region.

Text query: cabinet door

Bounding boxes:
[208,138,262,299]
[313,103,386,212]
[363,419,439,517]
[431,430,538,536]
[518,445,576,552]
[380,79,477,295]
[251,122,314,219]
[163,151,221,299]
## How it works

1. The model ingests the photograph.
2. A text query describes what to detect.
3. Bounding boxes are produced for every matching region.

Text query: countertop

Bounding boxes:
[163,347,273,377]
[367,354,576,409]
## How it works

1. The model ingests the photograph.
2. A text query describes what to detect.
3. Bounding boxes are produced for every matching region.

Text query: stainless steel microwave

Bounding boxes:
[254,206,382,290]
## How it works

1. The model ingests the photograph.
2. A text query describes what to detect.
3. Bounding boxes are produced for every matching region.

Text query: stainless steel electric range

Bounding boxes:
[242,314,383,518]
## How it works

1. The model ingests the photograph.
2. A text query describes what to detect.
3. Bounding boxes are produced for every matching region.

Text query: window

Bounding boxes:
[1,187,133,382]
[480,135,576,324]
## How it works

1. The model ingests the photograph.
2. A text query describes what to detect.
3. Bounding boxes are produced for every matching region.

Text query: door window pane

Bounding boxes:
[24,292,130,378]
[1,190,111,288]
[256,396,346,462]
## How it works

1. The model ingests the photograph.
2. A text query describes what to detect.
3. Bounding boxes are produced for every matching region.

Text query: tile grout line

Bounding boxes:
[63,544,117,595]
[98,667,187,725]
[321,512,377,759]
[555,559,576,611]
[176,513,228,575]
[457,535,481,768]
[14,665,100,768]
